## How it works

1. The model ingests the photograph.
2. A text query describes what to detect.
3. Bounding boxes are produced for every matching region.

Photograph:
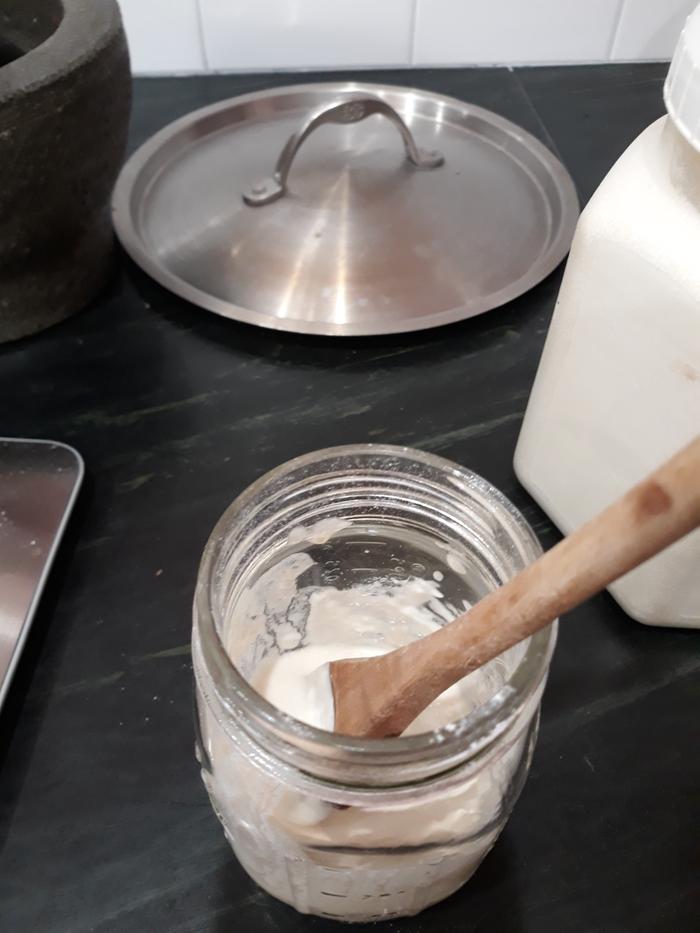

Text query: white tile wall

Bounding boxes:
[117,0,205,73]
[413,0,623,66]
[611,0,697,60]
[117,0,697,74]
[199,0,413,71]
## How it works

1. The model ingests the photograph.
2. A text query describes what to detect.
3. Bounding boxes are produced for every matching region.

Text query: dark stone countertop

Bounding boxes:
[1,63,697,933]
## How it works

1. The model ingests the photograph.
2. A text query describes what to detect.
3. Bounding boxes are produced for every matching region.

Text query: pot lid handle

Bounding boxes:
[243,94,444,207]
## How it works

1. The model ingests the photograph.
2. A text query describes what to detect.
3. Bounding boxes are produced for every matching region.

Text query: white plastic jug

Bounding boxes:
[515,6,700,628]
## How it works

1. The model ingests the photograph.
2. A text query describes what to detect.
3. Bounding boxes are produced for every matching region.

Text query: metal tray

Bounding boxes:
[113,82,579,336]
[0,439,83,708]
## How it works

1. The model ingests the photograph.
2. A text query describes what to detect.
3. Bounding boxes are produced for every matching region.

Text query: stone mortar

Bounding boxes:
[0,0,132,342]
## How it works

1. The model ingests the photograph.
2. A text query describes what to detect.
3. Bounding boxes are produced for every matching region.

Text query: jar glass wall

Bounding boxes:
[193,445,557,922]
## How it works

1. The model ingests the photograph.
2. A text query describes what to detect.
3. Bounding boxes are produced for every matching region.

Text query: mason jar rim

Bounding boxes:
[194,444,557,774]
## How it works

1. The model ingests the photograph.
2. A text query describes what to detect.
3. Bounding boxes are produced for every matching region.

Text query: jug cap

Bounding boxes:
[664,3,700,152]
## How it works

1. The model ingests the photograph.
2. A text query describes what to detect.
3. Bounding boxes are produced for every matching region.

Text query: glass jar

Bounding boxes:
[193,445,557,922]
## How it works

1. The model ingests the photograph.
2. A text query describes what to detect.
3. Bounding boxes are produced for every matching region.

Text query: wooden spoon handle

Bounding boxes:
[346,435,700,737]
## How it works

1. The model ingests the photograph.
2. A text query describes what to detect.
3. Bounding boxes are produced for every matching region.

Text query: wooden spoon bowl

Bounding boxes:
[329,436,700,738]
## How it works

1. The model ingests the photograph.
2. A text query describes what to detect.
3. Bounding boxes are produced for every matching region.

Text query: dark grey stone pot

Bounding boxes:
[0,0,132,342]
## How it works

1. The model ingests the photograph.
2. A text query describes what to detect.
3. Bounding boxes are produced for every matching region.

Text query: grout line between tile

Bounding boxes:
[409,0,419,66]
[607,0,628,60]
[194,0,210,72]
[509,67,564,163]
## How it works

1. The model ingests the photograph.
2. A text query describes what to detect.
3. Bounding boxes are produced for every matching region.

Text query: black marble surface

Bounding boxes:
[1,64,697,933]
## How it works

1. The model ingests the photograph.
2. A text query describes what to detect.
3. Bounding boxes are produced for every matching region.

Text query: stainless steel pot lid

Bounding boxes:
[113,82,579,336]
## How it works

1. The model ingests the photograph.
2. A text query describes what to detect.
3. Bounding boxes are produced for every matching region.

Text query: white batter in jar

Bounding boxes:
[251,571,492,734]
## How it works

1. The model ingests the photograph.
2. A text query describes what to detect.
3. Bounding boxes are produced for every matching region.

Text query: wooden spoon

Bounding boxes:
[329,435,700,738]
